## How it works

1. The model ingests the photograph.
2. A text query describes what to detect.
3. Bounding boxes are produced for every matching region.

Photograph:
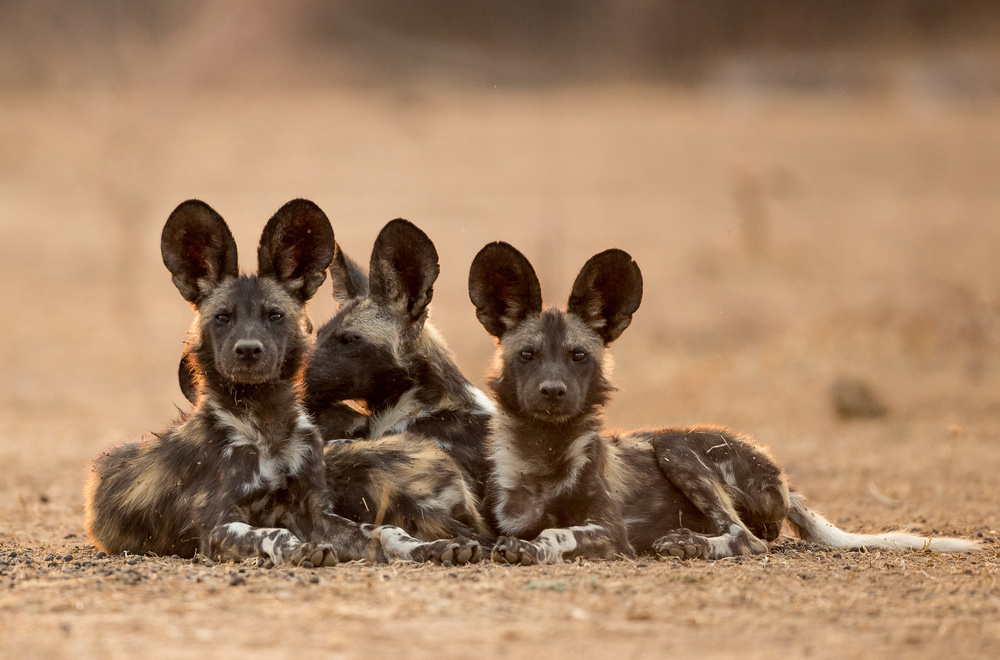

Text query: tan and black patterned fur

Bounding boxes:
[469,243,978,564]
[85,200,480,566]
[304,219,492,540]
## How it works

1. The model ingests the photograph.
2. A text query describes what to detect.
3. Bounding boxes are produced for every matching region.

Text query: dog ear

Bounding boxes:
[161,200,239,305]
[257,199,336,302]
[178,351,200,404]
[567,249,642,345]
[468,242,543,339]
[329,244,369,306]
[368,219,440,324]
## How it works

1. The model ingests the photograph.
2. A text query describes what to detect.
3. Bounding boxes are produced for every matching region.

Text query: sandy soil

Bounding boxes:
[1,83,999,659]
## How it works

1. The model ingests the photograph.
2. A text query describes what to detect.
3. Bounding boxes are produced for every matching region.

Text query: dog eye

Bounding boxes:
[572,351,588,362]
[519,350,535,361]
[341,334,360,345]
[269,310,284,322]
[215,313,230,324]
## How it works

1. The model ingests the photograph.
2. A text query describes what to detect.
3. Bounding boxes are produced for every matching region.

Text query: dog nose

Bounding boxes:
[234,340,264,361]
[538,381,566,400]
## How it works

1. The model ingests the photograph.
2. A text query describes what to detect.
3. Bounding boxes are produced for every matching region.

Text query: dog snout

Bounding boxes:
[538,380,567,400]
[234,339,264,361]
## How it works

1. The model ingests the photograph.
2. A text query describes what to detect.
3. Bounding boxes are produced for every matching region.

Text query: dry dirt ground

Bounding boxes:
[1,83,999,658]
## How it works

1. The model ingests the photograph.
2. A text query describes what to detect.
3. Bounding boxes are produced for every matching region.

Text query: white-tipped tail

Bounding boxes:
[787,492,979,553]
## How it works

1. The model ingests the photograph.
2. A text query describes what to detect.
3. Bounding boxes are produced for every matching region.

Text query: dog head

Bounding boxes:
[469,243,642,423]
[304,218,440,408]
[162,199,335,390]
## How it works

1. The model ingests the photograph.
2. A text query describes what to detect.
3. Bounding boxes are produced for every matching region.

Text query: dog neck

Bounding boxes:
[192,349,308,444]
[488,405,603,473]
[368,322,492,436]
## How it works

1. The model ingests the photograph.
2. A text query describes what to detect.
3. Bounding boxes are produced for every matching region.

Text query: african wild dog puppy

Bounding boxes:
[303,219,493,540]
[469,242,979,564]
[85,199,480,566]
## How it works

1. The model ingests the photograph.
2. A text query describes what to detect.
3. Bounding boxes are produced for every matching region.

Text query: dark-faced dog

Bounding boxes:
[85,200,479,566]
[303,219,494,540]
[305,219,493,489]
[469,242,979,564]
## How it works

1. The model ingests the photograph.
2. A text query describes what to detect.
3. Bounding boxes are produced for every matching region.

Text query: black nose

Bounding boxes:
[234,340,264,361]
[538,380,567,400]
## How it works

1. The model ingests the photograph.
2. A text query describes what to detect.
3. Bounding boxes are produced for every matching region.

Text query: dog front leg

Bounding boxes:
[312,509,481,564]
[204,522,338,567]
[492,522,626,565]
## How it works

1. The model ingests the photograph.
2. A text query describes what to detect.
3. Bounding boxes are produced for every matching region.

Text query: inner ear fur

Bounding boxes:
[468,242,543,339]
[161,199,239,305]
[257,199,336,302]
[329,244,370,306]
[567,248,643,345]
[368,218,440,323]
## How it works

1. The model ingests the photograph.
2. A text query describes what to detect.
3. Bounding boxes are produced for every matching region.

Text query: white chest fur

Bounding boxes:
[212,405,315,494]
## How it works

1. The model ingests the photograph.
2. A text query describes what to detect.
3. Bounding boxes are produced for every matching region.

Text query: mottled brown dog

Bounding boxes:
[85,199,479,566]
[305,219,493,541]
[469,242,978,564]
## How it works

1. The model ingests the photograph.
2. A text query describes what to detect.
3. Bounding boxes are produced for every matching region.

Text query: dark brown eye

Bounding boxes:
[520,350,535,361]
[215,313,230,324]
[571,350,587,362]
[341,334,359,345]
[269,310,284,322]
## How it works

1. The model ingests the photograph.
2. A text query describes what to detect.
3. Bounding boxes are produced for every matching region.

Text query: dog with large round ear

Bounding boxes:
[368,218,440,327]
[468,242,544,339]
[304,218,445,427]
[257,199,336,303]
[566,248,643,345]
[161,200,240,306]
[161,199,336,403]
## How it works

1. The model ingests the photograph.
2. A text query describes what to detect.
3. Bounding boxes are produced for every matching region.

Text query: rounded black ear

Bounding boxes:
[329,243,369,306]
[257,199,336,302]
[368,218,440,323]
[567,248,642,345]
[468,242,543,339]
[161,200,239,305]
[178,351,199,404]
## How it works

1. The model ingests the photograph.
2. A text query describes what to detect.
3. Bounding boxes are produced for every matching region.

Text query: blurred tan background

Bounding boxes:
[2,0,1000,518]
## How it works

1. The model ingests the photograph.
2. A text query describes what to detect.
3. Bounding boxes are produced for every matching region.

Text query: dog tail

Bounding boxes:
[786,492,978,553]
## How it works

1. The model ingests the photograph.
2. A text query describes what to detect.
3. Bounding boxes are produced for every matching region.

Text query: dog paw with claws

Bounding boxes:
[491,536,545,565]
[287,543,339,568]
[652,529,711,560]
[410,538,482,565]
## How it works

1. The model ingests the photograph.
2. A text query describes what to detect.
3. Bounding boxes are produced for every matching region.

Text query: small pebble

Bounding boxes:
[95,552,107,559]
[308,575,320,584]
[229,575,246,586]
